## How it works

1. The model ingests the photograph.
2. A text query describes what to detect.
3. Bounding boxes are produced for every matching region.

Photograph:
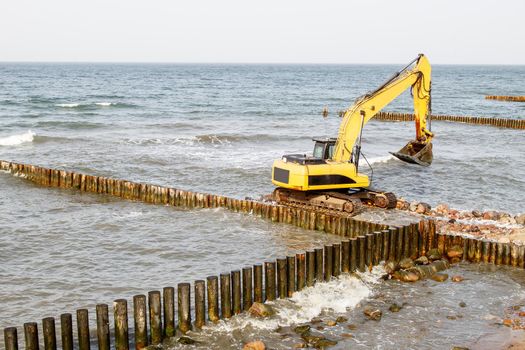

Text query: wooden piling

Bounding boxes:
[389,228,397,261]
[511,244,519,267]
[113,299,129,350]
[194,280,206,329]
[76,309,90,350]
[60,313,73,350]
[381,229,390,261]
[163,287,175,337]
[503,243,511,266]
[287,256,296,296]
[178,283,192,333]
[350,238,357,272]
[277,258,288,299]
[490,241,497,264]
[4,327,18,350]
[42,317,56,350]
[148,291,162,345]
[333,243,341,277]
[253,264,263,303]
[475,239,482,263]
[207,276,220,322]
[231,270,242,314]
[264,262,276,301]
[324,245,333,280]
[24,323,39,350]
[242,267,253,310]
[96,304,110,350]
[220,273,232,319]
[518,245,525,269]
[315,248,324,282]
[296,253,306,291]
[306,251,315,287]
[481,240,490,263]
[357,236,366,272]
[496,243,503,265]
[341,240,350,273]
[133,295,148,349]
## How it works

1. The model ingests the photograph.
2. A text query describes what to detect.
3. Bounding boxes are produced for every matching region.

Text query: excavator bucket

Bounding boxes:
[390,141,433,166]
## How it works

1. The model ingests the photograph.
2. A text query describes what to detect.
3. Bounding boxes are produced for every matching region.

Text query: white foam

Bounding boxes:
[0,130,36,146]
[359,155,395,166]
[95,102,113,106]
[206,269,383,334]
[55,103,80,108]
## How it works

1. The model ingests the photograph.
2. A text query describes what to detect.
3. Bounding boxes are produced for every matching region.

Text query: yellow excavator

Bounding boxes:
[271,54,434,214]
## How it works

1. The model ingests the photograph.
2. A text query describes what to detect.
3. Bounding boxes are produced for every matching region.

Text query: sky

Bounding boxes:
[1,0,524,64]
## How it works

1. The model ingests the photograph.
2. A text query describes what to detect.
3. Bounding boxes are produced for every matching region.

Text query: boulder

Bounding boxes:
[435,203,449,215]
[472,210,482,218]
[399,257,415,270]
[416,202,431,214]
[243,341,266,350]
[515,213,525,225]
[312,339,338,348]
[393,270,420,282]
[451,275,464,282]
[325,320,337,327]
[293,325,311,335]
[389,303,402,312]
[414,256,429,265]
[426,248,442,261]
[363,306,382,320]
[430,273,448,282]
[177,336,197,345]
[409,201,419,212]
[248,302,275,318]
[336,316,348,323]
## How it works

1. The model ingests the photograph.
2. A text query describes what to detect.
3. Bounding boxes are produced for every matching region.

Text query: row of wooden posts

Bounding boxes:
[0,160,388,236]
[374,111,525,130]
[4,222,428,350]
[2,160,525,349]
[485,95,525,102]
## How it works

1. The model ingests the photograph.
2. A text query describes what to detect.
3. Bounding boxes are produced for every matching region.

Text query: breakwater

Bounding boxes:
[1,160,525,349]
[485,95,525,102]
[374,111,525,129]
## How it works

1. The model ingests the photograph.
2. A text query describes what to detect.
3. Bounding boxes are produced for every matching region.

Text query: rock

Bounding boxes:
[316,326,325,330]
[312,339,338,348]
[389,303,402,312]
[432,259,450,271]
[336,316,348,323]
[301,334,325,345]
[248,302,275,318]
[178,336,197,345]
[243,341,266,350]
[293,342,307,348]
[341,333,353,338]
[393,270,420,282]
[293,325,311,335]
[459,301,466,307]
[415,256,429,265]
[472,210,482,218]
[347,324,357,330]
[384,260,399,274]
[427,248,442,261]
[363,306,382,320]
[503,319,513,327]
[396,199,410,210]
[447,315,457,320]
[451,275,464,282]
[447,245,463,259]
[515,214,525,225]
[310,317,323,324]
[416,202,431,214]
[449,257,461,264]
[409,201,419,212]
[325,320,337,327]
[451,347,470,350]
[483,211,501,221]
[430,273,448,282]
[399,257,415,270]
[436,203,449,215]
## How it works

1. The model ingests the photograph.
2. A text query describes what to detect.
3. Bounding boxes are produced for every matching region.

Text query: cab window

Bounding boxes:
[313,143,324,158]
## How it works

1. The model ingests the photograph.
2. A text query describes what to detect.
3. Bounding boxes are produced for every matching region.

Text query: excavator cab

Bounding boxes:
[312,138,336,160]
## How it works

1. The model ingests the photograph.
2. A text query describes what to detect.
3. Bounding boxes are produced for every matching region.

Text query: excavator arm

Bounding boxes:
[333,54,433,165]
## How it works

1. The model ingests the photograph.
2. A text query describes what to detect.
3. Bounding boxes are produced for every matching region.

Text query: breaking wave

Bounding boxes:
[55,102,136,109]
[0,130,36,146]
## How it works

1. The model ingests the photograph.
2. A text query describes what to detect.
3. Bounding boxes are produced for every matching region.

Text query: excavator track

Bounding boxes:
[271,188,397,216]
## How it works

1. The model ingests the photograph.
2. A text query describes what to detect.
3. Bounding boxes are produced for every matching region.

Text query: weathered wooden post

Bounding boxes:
[253,264,263,303]
[133,295,148,349]
[287,256,296,297]
[231,270,242,314]
[207,276,220,322]
[341,240,350,273]
[481,240,490,263]
[163,287,175,337]
[296,253,306,291]
[324,245,333,280]
[315,248,324,282]
[277,258,288,299]
[178,283,192,333]
[60,314,74,350]
[76,309,90,350]
[4,327,18,350]
[220,273,232,319]
[194,280,206,329]
[242,267,253,310]
[350,237,357,272]
[263,262,275,301]
[42,317,56,350]
[96,304,110,350]
[357,236,366,272]
[306,251,315,287]
[333,243,341,277]
[148,291,162,345]
[381,229,390,261]
[24,323,39,350]
[113,299,129,350]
